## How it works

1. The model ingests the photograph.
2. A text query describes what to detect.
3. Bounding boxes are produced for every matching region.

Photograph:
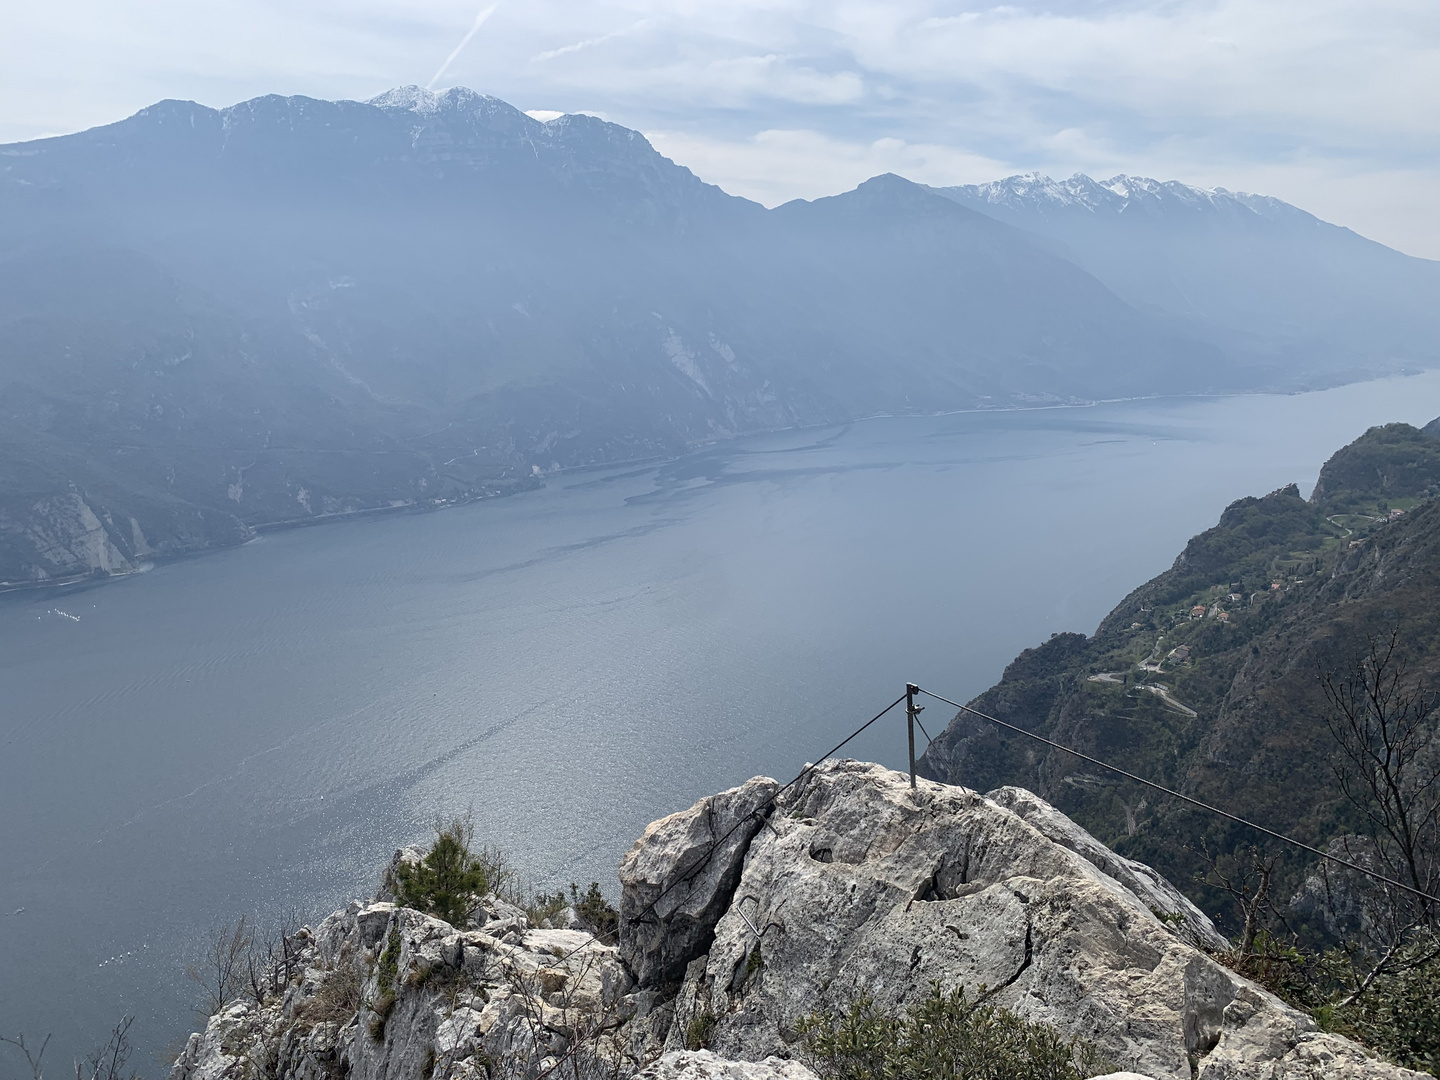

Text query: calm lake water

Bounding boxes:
[4,373,1440,1068]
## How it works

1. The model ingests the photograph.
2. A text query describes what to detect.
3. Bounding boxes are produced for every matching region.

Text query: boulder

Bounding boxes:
[634,760,1422,1080]
[619,776,780,989]
[986,785,1228,952]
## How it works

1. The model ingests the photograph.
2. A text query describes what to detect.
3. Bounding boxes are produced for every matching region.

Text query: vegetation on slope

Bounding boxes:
[1311,422,1440,511]
[799,985,1111,1080]
[386,817,514,928]
[918,419,1440,1071]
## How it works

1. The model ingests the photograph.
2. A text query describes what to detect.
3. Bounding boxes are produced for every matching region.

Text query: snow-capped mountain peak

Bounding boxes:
[367,85,523,125]
[935,171,1318,224]
[367,85,440,113]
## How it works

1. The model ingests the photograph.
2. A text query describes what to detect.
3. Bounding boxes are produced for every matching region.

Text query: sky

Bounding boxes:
[3,0,1437,258]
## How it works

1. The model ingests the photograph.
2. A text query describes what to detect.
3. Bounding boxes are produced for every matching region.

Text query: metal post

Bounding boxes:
[905,683,920,789]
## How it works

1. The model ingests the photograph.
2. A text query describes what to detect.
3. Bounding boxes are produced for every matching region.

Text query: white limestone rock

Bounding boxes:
[172,901,635,1080]
[174,761,1422,1080]
[637,1050,817,1080]
[632,760,1421,1080]
[619,775,780,989]
[986,785,1228,953]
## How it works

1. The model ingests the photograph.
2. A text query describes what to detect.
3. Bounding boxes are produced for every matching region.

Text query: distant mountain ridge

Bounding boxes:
[942,171,1311,221]
[933,172,1439,374]
[0,88,1434,585]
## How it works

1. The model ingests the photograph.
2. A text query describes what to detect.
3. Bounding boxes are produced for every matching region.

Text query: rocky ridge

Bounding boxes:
[172,761,1419,1080]
[932,174,1439,378]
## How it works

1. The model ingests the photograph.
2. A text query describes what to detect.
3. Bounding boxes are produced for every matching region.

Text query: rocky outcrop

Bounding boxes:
[172,900,644,1080]
[174,761,1421,1080]
[0,490,251,586]
[628,761,1421,1080]
[619,777,780,990]
[986,785,1228,953]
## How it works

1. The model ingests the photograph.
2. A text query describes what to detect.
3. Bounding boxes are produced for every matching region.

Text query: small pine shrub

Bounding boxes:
[798,984,1110,1080]
[369,927,402,1040]
[525,881,619,936]
[526,888,569,927]
[391,817,511,927]
[376,927,401,996]
[744,943,763,977]
[572,882,619,938]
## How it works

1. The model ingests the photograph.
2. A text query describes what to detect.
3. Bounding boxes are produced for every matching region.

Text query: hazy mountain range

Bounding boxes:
[934,173,1439,374]
[1,86,1436,585]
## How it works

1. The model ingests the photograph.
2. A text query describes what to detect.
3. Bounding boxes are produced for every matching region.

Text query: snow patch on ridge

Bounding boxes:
[939,170,1316,225]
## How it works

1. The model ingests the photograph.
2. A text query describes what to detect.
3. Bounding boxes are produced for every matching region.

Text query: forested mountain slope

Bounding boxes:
[918,419,1440,922]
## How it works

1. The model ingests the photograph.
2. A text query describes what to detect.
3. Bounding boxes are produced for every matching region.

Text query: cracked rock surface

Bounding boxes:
[620,776,780,990]
[173,760,1420,1080]
[637,760,1419,1080]
[172,901,642,1080]
[636,1051,817,1080]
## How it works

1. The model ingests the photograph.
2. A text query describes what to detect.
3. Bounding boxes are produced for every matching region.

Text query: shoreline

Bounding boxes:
[3,369,1435,602]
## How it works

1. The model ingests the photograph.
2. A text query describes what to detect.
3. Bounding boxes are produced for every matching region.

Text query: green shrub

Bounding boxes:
[524,881,619,936]
[526,888,569,927]
[1329,939,1440,1075]
[376,927,401,996]
[390,817,511,927]
[685,1010,717,1051]
[744,943,763,977]
[368,927,402,1040]
[798,984,1110,1080]
[572,882,619,938]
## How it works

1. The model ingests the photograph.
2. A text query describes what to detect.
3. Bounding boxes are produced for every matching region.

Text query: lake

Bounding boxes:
[3,373,1440,1069]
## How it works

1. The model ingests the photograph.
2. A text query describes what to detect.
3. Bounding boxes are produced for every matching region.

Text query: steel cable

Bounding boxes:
[915,685,1440,907]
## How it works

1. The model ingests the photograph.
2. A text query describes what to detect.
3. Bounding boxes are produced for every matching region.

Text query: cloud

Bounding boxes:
[530,19,650,63]
[646,127,1011,206]
[1,0,1436,255]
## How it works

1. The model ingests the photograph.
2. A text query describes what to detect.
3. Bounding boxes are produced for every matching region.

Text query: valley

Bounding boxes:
[2,87,1435,586]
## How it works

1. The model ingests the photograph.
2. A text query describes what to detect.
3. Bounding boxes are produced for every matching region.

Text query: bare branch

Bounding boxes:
[1320,631,1440,938]
[0,1031,51,1080]
[187,915,254,1015]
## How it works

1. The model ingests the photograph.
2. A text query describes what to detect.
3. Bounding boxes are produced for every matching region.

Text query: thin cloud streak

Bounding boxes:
[531,20,651,63]
[427,4,498,90]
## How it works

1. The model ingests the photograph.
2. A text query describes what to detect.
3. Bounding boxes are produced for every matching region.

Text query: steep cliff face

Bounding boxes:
[172,763,1418,1080]
[917,420,1440,919]
[0,488,250,585]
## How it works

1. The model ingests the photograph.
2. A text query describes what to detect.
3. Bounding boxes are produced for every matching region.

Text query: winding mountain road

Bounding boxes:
[1087,670,1198,717]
